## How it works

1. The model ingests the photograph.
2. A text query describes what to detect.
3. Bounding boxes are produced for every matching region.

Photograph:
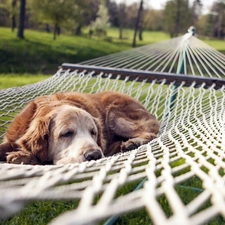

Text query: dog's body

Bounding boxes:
[0,91,160,165]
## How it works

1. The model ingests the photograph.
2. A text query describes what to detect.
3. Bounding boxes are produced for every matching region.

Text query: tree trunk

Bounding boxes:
[175,0,181,37]
[45,24,50,33]
[132,0,143,47]
[138,23,143,41]
[118,3,124,40]
[217,4,223,39]
[12,15,16,32]
[17,0,26,39]
[57,26,61,36]
[11,0,17,32]
[119,23,123,39]
[75,24,82,35]
[53,24,57,40]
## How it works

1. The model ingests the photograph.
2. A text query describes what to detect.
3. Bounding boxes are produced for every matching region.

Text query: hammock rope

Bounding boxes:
[1,30,225,225]
[78,32,225,78]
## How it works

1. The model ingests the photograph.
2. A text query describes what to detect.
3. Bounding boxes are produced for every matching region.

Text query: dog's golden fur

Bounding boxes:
[0,91,160,165]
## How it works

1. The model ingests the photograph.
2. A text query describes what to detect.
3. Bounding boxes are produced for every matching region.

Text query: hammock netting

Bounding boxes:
[1,31,225,225]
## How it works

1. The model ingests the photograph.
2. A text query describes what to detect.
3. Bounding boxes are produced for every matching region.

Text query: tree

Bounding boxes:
[189,1,216,37]
[196,14,210,36]
[163,0,191,37]
[17,0,26,39]
[191,0,202,26]
[29,0,101,37]
[163,0,176,37]
[143,9,163,31]
[11,0,17,31]
[68,0,100,35]
[106,0,118,27]
[0,0,19,31]
[118,2,126,39]
[210,1,225,39]
[132,0,144,47]
[30,0,78,40]
[175,0,181,36]
[90,3,110,37]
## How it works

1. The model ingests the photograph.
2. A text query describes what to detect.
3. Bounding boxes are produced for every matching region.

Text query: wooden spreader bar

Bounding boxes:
[61,63,225,89]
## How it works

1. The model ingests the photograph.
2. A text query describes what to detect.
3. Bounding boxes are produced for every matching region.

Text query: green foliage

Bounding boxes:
[29,0,81,39]
[0,0,224,41]
[163,0,192,37]
[28,0,100,37]
[29,0,76,26]
[90,3,110,34]
[143,9,163,31]
[0,0,19,19]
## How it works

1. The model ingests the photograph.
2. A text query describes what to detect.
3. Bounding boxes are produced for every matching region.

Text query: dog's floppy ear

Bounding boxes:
[5,101,37,143]
[107,111,137,137]
[16,115,51,163]
[93,117,106,152]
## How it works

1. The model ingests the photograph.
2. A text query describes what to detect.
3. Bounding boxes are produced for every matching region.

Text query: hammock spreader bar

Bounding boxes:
[61,63,225,89]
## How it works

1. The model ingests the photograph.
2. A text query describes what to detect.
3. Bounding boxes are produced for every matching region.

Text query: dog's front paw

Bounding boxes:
[121,138,144,152]
[121,133,158,152]
[7,151,39,165]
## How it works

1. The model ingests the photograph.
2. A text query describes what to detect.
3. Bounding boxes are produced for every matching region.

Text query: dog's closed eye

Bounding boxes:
[59,130,74,138]
[90,128,97,137]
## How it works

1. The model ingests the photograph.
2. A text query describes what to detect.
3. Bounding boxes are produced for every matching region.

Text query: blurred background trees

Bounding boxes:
[90,2,110,37]
[0,0,224,40]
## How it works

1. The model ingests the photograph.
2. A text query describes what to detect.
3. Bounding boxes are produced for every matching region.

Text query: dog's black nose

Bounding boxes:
[84,150,102,161]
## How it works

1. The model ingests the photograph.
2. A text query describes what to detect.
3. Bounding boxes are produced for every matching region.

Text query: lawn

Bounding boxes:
[0,27,170,74]
[0,27,129,74]
[1,26,225,75]
[0,74,50,89]
[201,36,225,53]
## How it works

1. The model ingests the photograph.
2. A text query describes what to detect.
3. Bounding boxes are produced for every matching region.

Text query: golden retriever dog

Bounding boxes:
[0,91,160,165]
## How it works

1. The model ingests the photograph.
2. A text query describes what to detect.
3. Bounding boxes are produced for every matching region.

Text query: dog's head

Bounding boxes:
[16,105,105,165]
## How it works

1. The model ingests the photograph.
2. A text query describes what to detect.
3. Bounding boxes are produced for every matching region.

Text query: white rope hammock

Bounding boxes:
[1,30,225,225]
[78,31,225,78]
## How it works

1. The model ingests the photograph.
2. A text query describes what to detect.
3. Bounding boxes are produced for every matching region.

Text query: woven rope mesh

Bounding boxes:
[1,32,225,225]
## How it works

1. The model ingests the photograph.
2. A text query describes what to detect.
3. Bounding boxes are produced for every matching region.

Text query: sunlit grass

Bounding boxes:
[0,74,50,90]
[0,26,225,74]
[0,27,131,74]
[201,37,225,52]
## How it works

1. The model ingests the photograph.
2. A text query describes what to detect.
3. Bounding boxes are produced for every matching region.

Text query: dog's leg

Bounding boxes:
[0,142,16,161]
[107,111,159,154]
[105,141,122,156]
[6,151,40,165]
[121,133,157,152]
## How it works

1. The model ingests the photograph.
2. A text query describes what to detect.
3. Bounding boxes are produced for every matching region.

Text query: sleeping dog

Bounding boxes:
[0,91,160,165]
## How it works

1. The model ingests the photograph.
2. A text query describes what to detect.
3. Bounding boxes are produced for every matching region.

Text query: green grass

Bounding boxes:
[0,27,170,74]
[1,26,225,74]
[0,201,79,225]
[0,74,50,89]
[201,37,225,53]
[0,27,130,74]
[83,26,170,45]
